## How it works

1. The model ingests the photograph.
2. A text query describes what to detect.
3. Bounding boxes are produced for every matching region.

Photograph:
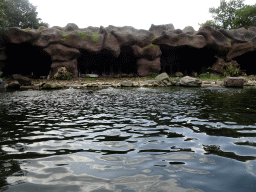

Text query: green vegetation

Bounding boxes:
[222,65,240,77]
[228,38,232,45]
[199,72,211,79]
[90,32,99,43]
[75,31,99,43]
[199,0,256,29]
[65,34,69,41]
[77,31,86,40]
[85,78,94,81]
[197,72,225,81]
[66,73,72,80]
[147,72,159,79]
[150,35,156,44]
[142,43,157,50]
[0,0,48,32]
[53,67,73,80]
[43,83,52,89]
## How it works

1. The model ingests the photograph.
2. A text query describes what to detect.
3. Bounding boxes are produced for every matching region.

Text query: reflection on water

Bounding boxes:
[0,87,256,192]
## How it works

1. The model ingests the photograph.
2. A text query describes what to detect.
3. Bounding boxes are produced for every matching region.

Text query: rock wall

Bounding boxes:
[0,23,256,77]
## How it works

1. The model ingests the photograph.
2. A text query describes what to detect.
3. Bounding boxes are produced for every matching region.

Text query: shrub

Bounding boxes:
[222,65,240,77]
[199,72,211,79]
[147,72,158,79]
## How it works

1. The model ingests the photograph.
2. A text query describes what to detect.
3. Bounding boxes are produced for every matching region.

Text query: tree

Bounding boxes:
[0,0,8,32]
[233,4,256,28]
[199,0,256,30]
[2,0,48,29]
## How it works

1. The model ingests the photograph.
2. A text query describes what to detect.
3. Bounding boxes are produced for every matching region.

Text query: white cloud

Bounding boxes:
[30,0,256,30]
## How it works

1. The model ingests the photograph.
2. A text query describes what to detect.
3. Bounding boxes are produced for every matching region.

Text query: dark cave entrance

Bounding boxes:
[233,50,256,75]
[159,45,218,76]
[77,46,137,76]
[3,43,52,77]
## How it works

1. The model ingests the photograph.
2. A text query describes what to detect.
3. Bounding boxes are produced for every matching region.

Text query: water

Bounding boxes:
[0,87,256,192]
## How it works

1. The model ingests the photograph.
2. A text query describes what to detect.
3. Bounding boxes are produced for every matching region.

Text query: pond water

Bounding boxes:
[0,87,256,192]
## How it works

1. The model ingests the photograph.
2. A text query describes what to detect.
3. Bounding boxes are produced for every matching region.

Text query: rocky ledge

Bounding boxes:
[1,73,256,90]
[1,23,256,79]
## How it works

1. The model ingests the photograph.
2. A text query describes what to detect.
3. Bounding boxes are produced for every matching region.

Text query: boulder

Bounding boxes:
[44,44,80,62]
[210,57,239,74]
[35,28,62,47]
[86,74,99,78]
[103,33,121,57]
[224,77,245,87]
[182,26,195,35]
[60,28,104,53]
[63,23,79,32]
[149,24,175,37]
[105,25,155,48]
[137,57,161,77]
[4,27,39,44]
[7,80,20,89]
[226,42,253,61]
[153,31,206,49]
[42,83,63,89]
[12,74,31,86]
[37,26,48,32]
[175,72,183,77]
[196,25,231,54]
[179,76,202,87]
[121,80,133,87]
[132,44,162,60]
[147,80,156,84]
[0,79,6,89]
[155,73,169,82]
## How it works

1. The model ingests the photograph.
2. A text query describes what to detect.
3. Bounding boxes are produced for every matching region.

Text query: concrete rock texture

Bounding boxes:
[1,23,256,78]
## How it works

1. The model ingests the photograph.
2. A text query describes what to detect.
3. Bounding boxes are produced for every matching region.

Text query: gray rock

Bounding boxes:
[121,80,133,87]
[224,77,245,87]
[86,74,99,78]
[180,76,202,87]
[155,73,169,82]
[175,72,183,77]
[0,79,6,89]
[175,77,180,82]
[42,83,63,89]
[147,80,155,84]
[7,81,20,89]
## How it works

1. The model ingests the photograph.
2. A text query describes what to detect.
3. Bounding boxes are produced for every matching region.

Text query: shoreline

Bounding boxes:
[2,73,256,90]
[21,76,256,90]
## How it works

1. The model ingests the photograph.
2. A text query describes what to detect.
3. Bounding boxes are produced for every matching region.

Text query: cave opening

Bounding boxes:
[233,50,256,75]
[77,46,137,76]
[3,42,52,78]
[159,45,218,76]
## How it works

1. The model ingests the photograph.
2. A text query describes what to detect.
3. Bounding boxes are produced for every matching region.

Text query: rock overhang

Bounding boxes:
[0,23,256,77]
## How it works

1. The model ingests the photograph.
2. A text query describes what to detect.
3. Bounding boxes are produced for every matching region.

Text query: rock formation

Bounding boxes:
[0,23,256,78]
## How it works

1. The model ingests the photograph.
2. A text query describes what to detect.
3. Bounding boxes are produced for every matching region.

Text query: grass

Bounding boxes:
[85,78,95,81]
[75,31,99,43]
[198,76,225,81]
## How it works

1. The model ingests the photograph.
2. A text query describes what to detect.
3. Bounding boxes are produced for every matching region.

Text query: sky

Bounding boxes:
[29,0,256,31]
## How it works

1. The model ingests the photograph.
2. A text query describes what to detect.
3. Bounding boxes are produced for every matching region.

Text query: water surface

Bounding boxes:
[0,87,256,192]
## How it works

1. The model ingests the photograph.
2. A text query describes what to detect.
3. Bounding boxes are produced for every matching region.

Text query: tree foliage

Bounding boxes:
[0,0,48,32]
[0,0,8,31]
[199,0,256,30]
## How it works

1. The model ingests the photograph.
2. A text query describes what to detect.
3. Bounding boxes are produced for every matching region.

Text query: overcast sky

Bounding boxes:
[29,0,256,31]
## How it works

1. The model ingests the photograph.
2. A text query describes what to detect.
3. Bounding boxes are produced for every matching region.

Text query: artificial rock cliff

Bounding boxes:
[0,23,256,78]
